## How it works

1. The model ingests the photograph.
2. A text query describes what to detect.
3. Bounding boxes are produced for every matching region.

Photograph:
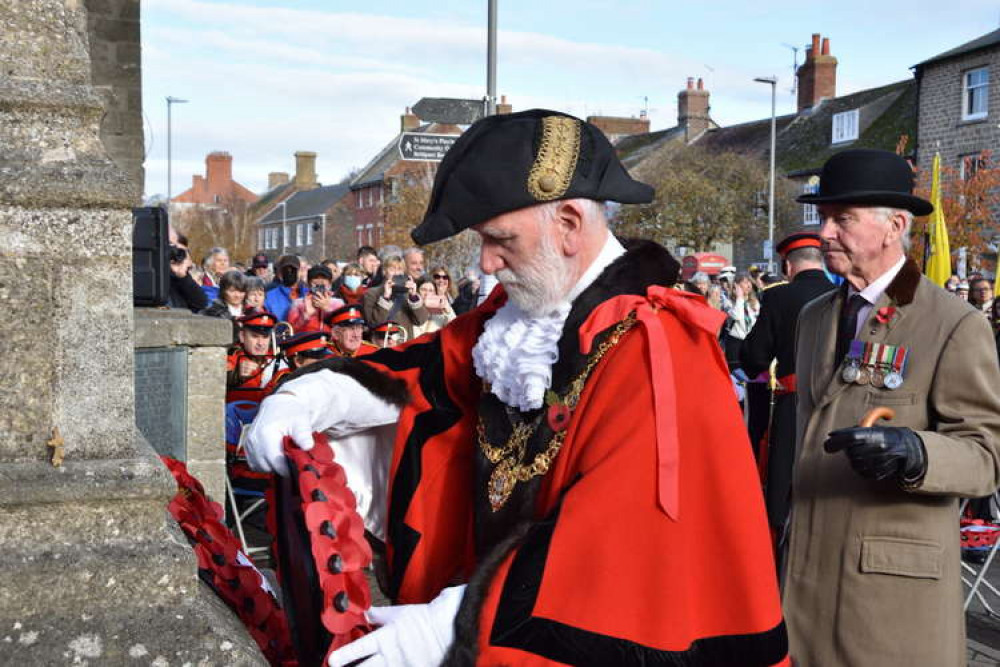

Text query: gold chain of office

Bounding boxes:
[478,312,638,511]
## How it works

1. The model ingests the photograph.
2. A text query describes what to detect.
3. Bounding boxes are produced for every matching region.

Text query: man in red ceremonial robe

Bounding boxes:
[246,110,788,666]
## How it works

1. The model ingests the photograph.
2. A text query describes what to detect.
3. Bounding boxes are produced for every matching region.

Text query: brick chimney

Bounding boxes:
[797,33,838,111]
[205,152,233,189]
[678,77,711,142]
[401,107,420,132]
[294,151,318,190]
[268,172,289,190]
[496,95,513,115]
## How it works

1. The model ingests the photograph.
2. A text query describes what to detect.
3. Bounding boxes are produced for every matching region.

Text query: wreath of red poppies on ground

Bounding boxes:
[161,456,296,665]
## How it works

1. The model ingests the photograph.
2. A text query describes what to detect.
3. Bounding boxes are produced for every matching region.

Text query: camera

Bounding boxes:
[391,274,408,295]
[168,244,187,263]
[311,284,328,295]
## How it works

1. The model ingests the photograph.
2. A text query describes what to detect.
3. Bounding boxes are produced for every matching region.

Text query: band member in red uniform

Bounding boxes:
[370,321,406,349]
[245,110,788,666]
[328,305,379,358]
[268,330,335,390]
[226,310,279,389]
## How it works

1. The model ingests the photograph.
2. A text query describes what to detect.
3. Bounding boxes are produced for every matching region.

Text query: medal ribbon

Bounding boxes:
[892,345,908,375]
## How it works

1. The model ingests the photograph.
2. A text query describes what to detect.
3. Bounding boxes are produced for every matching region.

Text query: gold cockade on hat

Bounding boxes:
[527,116,581,201]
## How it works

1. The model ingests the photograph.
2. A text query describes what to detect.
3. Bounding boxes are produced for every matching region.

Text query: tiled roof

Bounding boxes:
[915,28,1000,68]
[258,183,350,223]
[627,79,916,177]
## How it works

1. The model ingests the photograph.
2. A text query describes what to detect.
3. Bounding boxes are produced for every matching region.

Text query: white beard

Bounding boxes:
[494,230,572,317]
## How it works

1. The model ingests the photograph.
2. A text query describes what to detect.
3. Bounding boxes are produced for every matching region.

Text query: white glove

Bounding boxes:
[243,392,314,477]
[327,585,466,667]
[244,370,402,478]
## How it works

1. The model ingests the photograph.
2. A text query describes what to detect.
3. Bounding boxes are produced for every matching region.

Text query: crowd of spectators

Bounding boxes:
[165,228,473,365]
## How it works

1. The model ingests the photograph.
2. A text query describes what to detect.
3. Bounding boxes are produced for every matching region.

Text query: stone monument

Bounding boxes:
[0,1,263,662]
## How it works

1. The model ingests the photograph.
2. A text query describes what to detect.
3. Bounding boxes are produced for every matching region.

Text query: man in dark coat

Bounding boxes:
[741,233,834,541]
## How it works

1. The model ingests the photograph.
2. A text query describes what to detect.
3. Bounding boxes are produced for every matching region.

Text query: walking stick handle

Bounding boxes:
[860,407,896,428]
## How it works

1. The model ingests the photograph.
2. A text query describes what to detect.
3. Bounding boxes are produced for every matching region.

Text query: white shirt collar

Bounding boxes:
[849,256,906,305]
[566,233,626,304]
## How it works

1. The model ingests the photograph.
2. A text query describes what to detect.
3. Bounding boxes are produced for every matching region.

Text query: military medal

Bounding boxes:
[856,366,870,385]
[884,371,903,390]
[842,361,860,384]
[883,345,909,390]
[869,343,888,388]
[842,340,864,384]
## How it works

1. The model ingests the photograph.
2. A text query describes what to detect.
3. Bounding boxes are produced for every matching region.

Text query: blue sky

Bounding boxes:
[142,0,999,197]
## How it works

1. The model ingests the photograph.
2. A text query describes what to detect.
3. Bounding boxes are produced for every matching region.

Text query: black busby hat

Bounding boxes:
[411,109,654,245]
[796,149,933,216]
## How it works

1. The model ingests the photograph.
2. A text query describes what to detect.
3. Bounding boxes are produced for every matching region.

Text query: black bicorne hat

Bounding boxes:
[796,149,933,216]
[411,109,654,245]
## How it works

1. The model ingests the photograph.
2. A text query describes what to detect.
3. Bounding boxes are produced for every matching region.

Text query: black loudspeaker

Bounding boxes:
[133,206,170,307]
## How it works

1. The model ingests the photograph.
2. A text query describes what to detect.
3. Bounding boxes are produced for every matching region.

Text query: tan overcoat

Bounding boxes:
[785,259,1000,666]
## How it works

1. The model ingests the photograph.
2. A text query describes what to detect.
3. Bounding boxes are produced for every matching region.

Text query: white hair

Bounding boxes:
[872,207,914,251]
[534,198,609,227]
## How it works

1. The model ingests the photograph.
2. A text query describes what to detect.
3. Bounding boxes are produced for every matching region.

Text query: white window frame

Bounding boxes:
[294,223,303,246]
[802,182,819,226]
[963,67,989,121]
[831,109,859,144]
[306,221,314,246]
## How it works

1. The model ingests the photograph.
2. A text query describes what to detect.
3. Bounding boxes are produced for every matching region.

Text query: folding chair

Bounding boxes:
[961,492,1000,615]
[224,390,272,559]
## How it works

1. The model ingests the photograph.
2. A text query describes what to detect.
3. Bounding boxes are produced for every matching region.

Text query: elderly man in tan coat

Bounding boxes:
[785,149,1000,666]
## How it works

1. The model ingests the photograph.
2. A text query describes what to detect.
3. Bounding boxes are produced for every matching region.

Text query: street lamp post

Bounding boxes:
[166,96,189,207]
[486,0,498,115]
[754,76,777,274]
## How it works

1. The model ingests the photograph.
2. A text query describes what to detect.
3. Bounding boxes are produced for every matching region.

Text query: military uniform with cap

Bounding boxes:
[247,110,787,666]
[267,331,335,391]
[327,305,378,358]
[783,149,1000,666]
[741,232,834,539]
[227,309,279,389]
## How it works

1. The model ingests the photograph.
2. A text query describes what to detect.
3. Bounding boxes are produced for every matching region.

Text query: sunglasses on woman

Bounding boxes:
[433,274,449,280]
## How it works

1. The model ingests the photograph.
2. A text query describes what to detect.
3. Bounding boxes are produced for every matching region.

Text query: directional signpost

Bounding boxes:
[398,133,458,162]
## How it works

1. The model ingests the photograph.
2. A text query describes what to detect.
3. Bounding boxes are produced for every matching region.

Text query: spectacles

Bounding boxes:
[433,274,449,280]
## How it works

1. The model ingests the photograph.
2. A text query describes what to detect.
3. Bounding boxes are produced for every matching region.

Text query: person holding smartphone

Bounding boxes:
[362,254,428,340]
[287,265,344,333]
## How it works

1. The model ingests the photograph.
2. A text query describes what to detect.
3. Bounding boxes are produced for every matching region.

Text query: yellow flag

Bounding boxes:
[925,153,951,287]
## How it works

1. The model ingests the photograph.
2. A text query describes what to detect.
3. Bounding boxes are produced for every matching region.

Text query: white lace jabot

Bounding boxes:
[472,235,626,411]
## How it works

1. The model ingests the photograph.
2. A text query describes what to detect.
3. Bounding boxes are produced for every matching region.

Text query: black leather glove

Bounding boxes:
[824,426,927,484]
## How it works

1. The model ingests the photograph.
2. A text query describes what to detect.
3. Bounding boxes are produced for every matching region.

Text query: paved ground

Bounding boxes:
[966,552,1000,665]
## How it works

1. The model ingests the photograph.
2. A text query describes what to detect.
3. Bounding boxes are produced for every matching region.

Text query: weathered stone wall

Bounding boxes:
[917,48,1000,178]
[0,1,263,662]
[84,0,143,195]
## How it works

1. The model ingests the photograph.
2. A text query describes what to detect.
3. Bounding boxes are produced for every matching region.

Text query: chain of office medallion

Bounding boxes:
[477,312,638,482]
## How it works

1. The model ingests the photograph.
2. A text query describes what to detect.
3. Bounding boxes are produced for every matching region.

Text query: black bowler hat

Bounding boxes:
[411,109,654,245]
[776,232,822,257]
[796,149,933,216]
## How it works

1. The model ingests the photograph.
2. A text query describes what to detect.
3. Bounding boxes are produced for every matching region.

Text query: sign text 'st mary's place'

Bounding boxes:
[398,133,458,162]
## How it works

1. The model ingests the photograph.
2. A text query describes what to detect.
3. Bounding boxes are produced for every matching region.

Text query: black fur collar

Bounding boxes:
[277,356,410,406]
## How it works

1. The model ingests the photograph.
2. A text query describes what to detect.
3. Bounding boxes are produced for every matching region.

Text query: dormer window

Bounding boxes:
[963,67,989,121]
[831,109,859,144]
